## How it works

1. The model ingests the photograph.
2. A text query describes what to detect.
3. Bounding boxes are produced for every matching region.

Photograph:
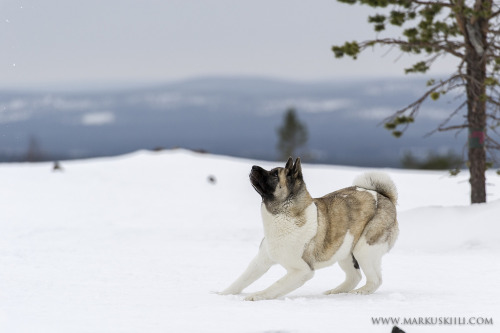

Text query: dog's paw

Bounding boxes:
[349,282,379,295]
[349,287,375,295]
[324,287,350,295]
[244,293,270,301]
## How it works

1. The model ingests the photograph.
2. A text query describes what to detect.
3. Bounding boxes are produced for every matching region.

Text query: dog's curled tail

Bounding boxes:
[353,172,398,205]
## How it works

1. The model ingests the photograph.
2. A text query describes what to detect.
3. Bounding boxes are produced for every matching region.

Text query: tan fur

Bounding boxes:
[363,193,398,248]
[265,168,313,223]
[271,169,291,202]
[302,186,393,267]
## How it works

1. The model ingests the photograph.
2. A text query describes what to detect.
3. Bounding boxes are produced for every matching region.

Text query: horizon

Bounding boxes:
[1,0,458,90]
[0,73,440,93]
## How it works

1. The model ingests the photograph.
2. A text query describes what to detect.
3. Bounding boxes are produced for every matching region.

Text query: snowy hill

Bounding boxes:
[0,150,499,332]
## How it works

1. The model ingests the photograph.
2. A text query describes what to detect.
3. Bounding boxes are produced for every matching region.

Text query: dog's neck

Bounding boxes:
[263,188,313,216]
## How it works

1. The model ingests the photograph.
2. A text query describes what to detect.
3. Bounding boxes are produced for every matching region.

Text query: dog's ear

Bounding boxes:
[292,157,303,179]
[285,157,293,170]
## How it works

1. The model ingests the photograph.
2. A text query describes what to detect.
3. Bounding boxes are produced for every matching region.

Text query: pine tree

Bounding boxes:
[332,0,500,204]
[25,136,45,162]
[277,108,308,160]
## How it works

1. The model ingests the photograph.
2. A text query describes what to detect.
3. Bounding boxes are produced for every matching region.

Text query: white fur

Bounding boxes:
[351,236,389,294]
[220,204,318,301]
[261,203,317,269]
[324,256,362,295]
[353,172,398,204]
[242,204,318,300]
[219,241,274,296]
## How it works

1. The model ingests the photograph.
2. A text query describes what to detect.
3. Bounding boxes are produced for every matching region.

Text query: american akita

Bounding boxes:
[220,157,398,301]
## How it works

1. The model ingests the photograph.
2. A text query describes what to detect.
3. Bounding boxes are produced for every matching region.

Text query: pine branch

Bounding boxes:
[381,74,465,135]
[359,38,465,58]
[412,0,454,7]
[490,9,500,19]
[487,97,500,108]
[424,101,467,137]
[436,124,469,132]
[485,133,500,150]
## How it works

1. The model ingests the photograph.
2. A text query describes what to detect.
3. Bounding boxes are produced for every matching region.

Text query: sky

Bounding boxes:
[0,0,459,89]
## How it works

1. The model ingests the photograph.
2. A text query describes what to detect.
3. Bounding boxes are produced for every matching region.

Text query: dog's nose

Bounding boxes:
[251,165,260,171]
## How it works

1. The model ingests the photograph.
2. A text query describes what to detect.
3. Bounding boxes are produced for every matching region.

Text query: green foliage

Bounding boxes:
[385,116,414,137]
[405,61,430,74]
[368,14,386,23]
[430,91,441,101]
[484,77,499,86]
[394,116,414,124]
[392,131,403,138]
[362,0,390,8]
[384,122,397,130]
[389,11,406,26]
[368,14,386,31]
[420,4,442,20]
[494,57,500,71]
[401,150,463,170]
[332,41,360,59]
[276,108,308,161]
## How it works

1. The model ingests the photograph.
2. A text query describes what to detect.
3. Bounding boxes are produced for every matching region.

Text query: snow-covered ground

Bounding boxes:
[1,149,499,332]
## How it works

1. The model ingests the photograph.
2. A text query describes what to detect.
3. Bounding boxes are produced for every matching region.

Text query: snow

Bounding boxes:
[0,149,499,332]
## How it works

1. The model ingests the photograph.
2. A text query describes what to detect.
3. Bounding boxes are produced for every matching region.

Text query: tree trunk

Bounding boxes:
[468,128,486,204]
[465,2,488,203]
[466,55,487,203]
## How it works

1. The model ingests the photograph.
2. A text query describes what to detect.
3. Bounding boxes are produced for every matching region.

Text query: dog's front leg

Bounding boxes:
[245,261,314,301]
[219,241,275,295]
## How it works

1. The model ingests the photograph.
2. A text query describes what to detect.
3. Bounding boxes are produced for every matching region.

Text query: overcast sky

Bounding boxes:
[0,0,459,89]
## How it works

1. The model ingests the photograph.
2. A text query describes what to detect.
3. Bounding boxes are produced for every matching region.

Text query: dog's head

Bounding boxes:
[249,157,305,202]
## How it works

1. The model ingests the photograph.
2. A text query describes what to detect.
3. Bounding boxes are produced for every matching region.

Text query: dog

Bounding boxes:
[220,157,398,301]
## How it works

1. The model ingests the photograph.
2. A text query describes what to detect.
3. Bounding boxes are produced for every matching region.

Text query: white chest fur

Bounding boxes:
[260,203,318,270]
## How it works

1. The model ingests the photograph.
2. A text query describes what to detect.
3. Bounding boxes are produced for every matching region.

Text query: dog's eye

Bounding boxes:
[273,171,279,178]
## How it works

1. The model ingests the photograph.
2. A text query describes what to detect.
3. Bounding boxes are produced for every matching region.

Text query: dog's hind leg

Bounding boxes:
[351,237,388,295]
[324,254,362,295]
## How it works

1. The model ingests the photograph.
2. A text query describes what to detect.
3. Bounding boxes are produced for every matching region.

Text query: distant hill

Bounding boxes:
[0,76,466,167]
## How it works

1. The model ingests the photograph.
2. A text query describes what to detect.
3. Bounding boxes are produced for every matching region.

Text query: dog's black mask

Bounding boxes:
[249,157,303,201]
[249,165,279,200]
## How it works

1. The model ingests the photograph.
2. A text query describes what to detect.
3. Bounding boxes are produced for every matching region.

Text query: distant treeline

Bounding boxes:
[401,150,463,170]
